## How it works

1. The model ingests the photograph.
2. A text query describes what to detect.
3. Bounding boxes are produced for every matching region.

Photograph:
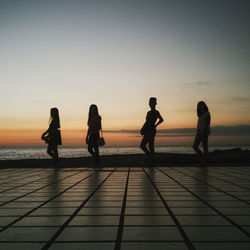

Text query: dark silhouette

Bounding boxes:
[193,101,211,166]
[140,97,164,165]
[86,104,102,165]
[42,107,62,167]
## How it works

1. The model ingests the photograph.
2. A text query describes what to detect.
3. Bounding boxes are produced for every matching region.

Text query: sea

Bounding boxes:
[0,146,248,161]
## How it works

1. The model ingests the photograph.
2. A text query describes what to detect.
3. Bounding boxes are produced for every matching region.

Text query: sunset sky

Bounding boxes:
[0,0,249,146]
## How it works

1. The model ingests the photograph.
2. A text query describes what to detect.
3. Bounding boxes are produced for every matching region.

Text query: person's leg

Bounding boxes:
[201,133,209,165]
[193,132,202,155]
[93,134,100,164]
[47,144,53,158]
[140,135,150,155]
[202,134,209,155]
[88,135,96,157]
[148,132,155,163]
[52,145,59,165]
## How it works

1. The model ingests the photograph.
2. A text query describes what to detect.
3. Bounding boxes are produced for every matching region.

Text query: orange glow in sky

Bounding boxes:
[1,129,249,147]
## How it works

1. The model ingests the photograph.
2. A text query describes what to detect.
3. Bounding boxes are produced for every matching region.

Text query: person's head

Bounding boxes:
[49,107,60,127]
[88,104,99,119]
[50,107,59,118]
[149,97,157,109]
[197,101,209,117]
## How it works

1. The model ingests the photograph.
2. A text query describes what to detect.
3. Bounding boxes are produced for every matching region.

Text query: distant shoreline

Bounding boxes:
[0,149,249,168]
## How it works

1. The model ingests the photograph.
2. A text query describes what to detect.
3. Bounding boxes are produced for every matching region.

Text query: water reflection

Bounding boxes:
[140,168,158,225]
[81,168,104,223]
[194,167,210,224]
[46,168,63,225]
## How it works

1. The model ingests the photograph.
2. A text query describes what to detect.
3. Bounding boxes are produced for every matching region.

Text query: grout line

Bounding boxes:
[0,170,96,233]
[212,167,250,182]
[114,168,130,250]
[0,171,62,193]
[170,167,250,205]
[0,169,47,186]
[143,168,195,250]
[157,167,250,239]
[182,167,250,191]
[41,168,116,250]
[0,170,87,207]
[0,240,250,243]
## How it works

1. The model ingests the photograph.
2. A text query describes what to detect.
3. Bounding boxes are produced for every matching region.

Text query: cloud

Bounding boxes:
[183,81,213,86]
[105,129,139,134]
[211,125,250,136]
[104,125,250,137]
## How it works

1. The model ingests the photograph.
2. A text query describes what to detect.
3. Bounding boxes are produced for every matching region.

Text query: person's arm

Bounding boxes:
[86,128,90,144]
[43,129,49,135]
[43,122,53,136]
[46,120,58,134]
[155,112,164,127]
[203,113,211,132]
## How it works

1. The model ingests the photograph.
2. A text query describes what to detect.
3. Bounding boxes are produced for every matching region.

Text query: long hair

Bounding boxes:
[88,104,99,124]
[197,101,209,117]
[49,107,60,128]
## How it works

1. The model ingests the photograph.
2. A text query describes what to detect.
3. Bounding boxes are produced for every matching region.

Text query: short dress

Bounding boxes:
[197,111,211,136]
[47,120,62,145]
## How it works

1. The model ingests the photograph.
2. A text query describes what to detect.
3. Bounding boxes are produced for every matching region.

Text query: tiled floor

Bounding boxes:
[0,166,250,250]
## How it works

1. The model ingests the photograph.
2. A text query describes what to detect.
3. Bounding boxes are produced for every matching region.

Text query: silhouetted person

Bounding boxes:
[193,101,211,166]
[86,104,102,165]
[140,97,163,165]
[42,108,62,167]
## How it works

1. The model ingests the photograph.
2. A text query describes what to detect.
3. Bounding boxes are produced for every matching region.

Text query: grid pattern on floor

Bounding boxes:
[0,166,250,250]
